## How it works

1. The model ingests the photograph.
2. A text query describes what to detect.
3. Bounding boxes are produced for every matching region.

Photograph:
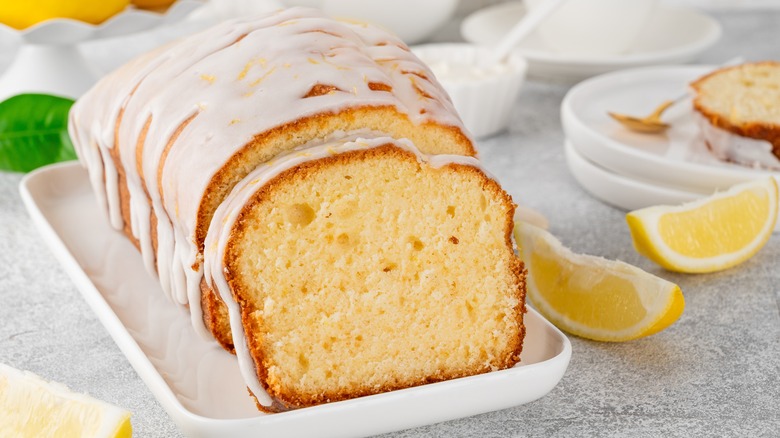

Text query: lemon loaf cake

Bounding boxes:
[691,61,780,169]
[69,7,526,411]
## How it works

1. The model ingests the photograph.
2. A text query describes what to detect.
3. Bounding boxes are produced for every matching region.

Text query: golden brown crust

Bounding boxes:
[108,128,141,251]
[200,279,235,352]
[220,144,525,410]
[691,61,780,158]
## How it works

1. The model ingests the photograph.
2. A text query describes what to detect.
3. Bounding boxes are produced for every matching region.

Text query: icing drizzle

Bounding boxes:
[694,112,780,170]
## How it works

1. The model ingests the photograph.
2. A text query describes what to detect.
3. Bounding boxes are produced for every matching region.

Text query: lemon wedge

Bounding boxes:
[626,178,778,273]
[515,222,684,342]
[0,363,132,437]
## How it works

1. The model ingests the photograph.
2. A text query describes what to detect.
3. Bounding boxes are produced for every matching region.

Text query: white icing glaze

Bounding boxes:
[694,111,780,170]
[203,135,486,407]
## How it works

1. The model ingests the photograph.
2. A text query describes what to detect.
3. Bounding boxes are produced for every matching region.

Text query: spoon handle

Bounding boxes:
[487,0,567,65]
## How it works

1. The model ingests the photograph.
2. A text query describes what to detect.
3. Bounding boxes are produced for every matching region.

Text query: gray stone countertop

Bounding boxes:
[1,7,779,438]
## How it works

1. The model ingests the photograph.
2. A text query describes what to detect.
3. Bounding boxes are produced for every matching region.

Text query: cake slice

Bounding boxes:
[691,61,780,169]
[205,137,525,411]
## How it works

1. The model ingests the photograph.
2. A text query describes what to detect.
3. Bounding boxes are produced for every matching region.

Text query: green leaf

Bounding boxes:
[0,93,77,173]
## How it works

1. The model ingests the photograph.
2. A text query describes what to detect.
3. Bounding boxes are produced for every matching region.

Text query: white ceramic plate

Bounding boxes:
[20,162,572,438]
[461,2,721,83]
[561,65,780,194]
[565,140,780,233]
[565,140,702,211]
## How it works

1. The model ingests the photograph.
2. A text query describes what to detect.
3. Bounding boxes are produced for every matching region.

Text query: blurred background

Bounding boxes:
[1,0,777,84]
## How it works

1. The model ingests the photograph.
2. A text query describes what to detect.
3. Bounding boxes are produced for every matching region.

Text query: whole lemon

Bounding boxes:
[0,0,131,29]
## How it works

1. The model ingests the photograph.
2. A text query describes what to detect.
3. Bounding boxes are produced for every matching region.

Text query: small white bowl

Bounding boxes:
[413,43,527,139]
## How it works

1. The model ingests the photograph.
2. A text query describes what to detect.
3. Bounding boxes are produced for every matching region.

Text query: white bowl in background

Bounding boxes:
[525,0,658,56]
[461,2,721,83]
[282,0,458,44]
[414,43,527,139]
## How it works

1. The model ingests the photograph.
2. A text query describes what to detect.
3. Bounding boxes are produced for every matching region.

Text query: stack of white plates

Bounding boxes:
[561,65,780,214]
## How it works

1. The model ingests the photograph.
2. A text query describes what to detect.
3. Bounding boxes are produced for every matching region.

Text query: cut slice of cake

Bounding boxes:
[205,137,525,411]
[691,61,780,169]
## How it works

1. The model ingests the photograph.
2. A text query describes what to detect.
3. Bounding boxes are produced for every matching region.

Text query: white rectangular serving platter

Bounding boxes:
[19,162,572,438]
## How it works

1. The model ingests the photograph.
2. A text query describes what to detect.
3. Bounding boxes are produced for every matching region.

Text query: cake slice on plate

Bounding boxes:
[691,61,780,169]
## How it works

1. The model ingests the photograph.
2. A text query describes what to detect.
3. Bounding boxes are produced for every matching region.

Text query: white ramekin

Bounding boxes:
[413,43,528,139]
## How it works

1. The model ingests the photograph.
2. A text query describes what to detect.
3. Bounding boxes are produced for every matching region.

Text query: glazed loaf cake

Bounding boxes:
[69,7,526,411]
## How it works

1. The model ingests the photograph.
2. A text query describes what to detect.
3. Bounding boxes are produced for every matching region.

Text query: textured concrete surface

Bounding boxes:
[1,7,779,438]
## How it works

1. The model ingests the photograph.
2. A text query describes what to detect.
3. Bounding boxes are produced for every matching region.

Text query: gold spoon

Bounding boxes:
[608,93,688,134]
